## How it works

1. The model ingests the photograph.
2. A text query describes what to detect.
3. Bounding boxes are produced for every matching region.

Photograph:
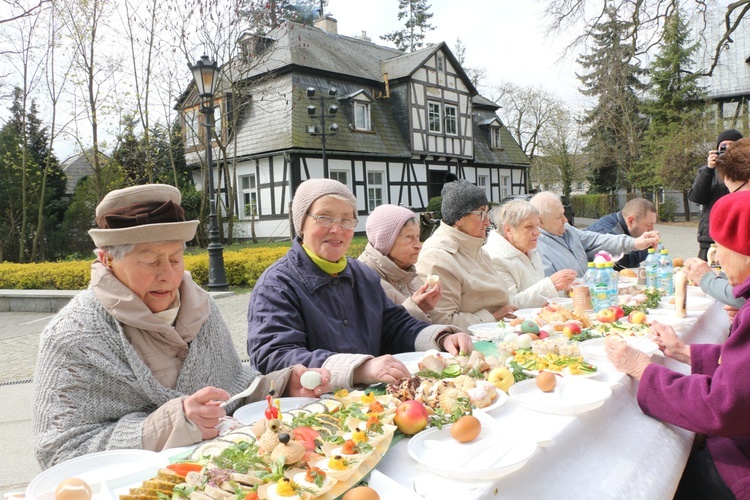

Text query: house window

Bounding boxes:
[477,175,490,199]
[330,170,349,188]
[240,174,257,218]
[436,54,445,72]
[500,175,510,199]
[367,171,384,211]
[445,105,457,135]
[212,102,222,141]
[184,108,199,146]
[490,126,501,149]
[353,101,371,130]
[428,102,441,133]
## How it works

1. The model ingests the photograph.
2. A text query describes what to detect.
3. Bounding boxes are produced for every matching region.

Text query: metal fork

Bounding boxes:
[219,377,262,408]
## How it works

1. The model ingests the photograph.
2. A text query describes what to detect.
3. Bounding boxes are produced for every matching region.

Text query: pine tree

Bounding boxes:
[381,0,435,52]
[636,9,706,196]
[240,0,326,32]
[577,7,646,193]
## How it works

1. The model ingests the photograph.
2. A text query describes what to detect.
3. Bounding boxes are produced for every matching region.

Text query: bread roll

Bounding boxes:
[619,268,637,278]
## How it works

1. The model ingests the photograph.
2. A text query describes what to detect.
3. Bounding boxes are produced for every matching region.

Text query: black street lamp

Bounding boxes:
[189,54,228,291]
[305,86,339,171]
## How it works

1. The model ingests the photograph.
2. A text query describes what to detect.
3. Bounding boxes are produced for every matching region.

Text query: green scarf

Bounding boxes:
[302,243,348,275]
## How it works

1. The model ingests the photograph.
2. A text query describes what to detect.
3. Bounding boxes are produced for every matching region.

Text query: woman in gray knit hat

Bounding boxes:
[32,184,330,469]
[416,180,517,330]
[247,178,472,390]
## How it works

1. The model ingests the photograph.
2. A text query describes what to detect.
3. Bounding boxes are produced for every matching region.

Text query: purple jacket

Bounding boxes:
[247,239,432,374]
[637,276,750,498]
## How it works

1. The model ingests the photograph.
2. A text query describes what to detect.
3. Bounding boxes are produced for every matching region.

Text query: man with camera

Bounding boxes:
[688,129,743,261]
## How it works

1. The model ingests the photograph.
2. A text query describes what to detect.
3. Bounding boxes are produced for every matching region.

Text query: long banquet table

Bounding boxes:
[375,301,731,500]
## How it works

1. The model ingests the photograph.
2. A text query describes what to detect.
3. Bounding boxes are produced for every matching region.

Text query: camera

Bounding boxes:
[718,144,728,156]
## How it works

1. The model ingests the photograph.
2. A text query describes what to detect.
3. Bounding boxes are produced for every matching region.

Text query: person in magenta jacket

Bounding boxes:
[607,189,750,499]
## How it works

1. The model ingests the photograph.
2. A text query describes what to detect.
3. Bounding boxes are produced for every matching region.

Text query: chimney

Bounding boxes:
[358,31,371,42]
[314,15,338,34]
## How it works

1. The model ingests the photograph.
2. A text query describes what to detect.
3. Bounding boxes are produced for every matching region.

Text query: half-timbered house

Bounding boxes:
[177,17,531,239]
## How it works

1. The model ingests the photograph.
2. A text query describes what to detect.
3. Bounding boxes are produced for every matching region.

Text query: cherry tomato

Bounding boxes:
[166,462,203,477]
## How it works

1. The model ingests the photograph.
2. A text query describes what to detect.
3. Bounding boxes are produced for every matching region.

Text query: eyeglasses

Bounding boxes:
[307,213,359,229]
[469,209,494,222]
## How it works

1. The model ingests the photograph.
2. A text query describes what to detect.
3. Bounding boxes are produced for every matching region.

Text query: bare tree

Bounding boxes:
[543,0,750,77]
[0,0,51,24]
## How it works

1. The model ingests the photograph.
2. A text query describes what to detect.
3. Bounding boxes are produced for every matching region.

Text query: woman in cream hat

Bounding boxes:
[32,184,330,469]
[247,178,472,390]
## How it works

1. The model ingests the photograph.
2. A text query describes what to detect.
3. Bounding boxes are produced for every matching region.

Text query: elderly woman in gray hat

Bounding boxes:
[247,178,472,390]
[416,180,517,330]
[32,184,330,469]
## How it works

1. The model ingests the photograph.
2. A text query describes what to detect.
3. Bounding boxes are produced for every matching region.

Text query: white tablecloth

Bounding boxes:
[376,301,731,499]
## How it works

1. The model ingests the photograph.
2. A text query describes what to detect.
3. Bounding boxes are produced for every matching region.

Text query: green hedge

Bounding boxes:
[571,194,617,218]
[0,242,370,290]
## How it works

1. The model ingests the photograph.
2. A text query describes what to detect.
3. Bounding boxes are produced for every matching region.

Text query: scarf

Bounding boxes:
[302,243,348,275]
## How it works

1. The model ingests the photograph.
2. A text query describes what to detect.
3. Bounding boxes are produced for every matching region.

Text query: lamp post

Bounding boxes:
[305,87,339,172]
[189,54,228,291]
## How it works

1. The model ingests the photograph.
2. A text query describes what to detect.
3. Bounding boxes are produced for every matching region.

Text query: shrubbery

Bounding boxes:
[570,194,617,218]
[0,242,369,290]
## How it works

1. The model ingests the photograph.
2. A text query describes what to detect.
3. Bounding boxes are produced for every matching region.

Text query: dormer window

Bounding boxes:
[354,101,371,130]
[490,126,501,149]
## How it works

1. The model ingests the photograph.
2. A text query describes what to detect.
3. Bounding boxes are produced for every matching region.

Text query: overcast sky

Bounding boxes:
[324,0,585,110]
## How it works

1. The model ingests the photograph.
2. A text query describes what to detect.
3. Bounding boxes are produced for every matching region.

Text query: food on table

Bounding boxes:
[609,305,626,320]
[537,303,593,328]
[426,273,440,287]
[118,468,185,500]
[517,333,533,349]
[536,371,557,392]
[619,268,637,278]
[513,349,597,376]
[342,486,381,500]
[673,257,684,268]
[450,415,482,443]
[300,370,323,390]
[520,320,540,335]
[627,311,647,324]
[562,321,582,339]
[54,478,92,500]
[596,308,617,323]
[487,366,515,392]
[675,270,688,319]
[393,399,429,435]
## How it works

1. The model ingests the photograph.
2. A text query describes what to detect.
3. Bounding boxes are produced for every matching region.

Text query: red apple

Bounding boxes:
[393,400,429,435]
[562,321,582,339]
[609,305,625,320]
[596,308,616,323]
[538,330,550,339]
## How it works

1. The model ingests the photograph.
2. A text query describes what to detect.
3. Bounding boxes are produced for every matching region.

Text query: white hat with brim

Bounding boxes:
[88,184,199,247]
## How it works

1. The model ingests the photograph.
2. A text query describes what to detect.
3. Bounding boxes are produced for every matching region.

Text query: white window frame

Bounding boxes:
[477,175,490,199]
[500,175,511,199]
[445,104,457,135]
[184,108,199,147]
[353,101,371,131]
[367,171,385,212]
[428,101,441,133]
[212,102,222,141]
[490,126,501,149]
[240,173,258,219]
[330,170,349,189]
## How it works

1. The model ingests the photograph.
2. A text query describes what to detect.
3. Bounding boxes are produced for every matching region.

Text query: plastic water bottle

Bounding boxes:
[658,249,674,295]
[584,262,596,289]
[645,248,658,289]
[593,263,609,311]
[606,262,619,306]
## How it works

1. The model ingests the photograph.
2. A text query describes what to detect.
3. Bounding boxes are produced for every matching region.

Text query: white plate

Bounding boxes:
[511,308,542,319]
[687,285,706,297]
[657,296,713,311]
[509,378,613,415]
[26,449,167,500]
[233,396,318,424]
[468,322,508,340]
[646,314,688,327]
[580,337,659,362]
[407,420,537,480]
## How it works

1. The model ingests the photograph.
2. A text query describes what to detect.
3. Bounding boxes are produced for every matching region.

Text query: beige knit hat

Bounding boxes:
[291,178,357,235]
[366,204,417,255]
[89,184,199,247]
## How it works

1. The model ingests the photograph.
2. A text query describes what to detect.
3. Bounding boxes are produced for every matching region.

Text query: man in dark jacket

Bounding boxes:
[585,198,659,269]
[688,129,743,260]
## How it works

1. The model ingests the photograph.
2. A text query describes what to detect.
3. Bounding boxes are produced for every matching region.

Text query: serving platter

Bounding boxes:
[233,396,318,424]
[580,336,659,362]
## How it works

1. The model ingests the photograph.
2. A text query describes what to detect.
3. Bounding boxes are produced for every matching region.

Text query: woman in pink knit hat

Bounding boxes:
[358,204,442,322]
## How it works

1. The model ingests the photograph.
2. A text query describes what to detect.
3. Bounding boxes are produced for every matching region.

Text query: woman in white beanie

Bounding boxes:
[358,204,442,322]
[416,180,517,330]
[32,184,330,469]
[247,178,472,390]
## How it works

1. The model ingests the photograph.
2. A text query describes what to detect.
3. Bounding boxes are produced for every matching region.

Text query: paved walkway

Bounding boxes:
[0,219,700,495]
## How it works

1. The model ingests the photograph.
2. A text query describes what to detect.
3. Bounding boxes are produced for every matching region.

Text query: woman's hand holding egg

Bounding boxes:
[287,365,331,397]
